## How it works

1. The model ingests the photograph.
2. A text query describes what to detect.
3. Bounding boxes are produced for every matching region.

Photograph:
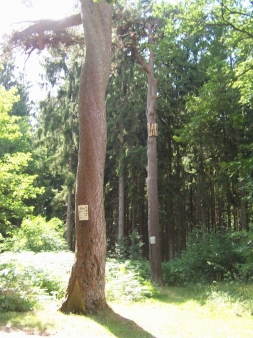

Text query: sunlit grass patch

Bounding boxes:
[1,252,253,337]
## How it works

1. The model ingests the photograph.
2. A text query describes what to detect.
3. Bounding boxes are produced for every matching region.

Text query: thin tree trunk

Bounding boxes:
[131,203,136,233]
[118,167,125,241]
[235,129,247,230]
[167,199,175,261]
[66,151,73,249]
[239,179,247,230]
[118,114,125,242]
[66,91,75,250]
[132,26,163,283]
[143,25,163,285]
[60,0,112,314]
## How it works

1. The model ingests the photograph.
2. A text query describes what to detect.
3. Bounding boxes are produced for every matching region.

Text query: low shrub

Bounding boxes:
[4,216,67,252]
[0,251,74,312]
[0,263,43,312]
[162,229,247,286]
[106,259,156,302]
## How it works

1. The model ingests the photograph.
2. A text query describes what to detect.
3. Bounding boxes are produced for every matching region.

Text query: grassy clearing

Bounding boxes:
[0,252,253,337]
[0,288,253,337]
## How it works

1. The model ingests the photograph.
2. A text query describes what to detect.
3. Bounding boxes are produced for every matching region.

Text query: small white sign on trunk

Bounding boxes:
[78,205,89,221]
[149,236,156,244]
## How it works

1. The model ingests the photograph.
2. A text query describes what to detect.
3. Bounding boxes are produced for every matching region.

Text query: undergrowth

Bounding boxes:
[105,259,156,302]
[0,251,73,312]
[162,228,253,286]
[0,252,155,312]
[1,249,253,314]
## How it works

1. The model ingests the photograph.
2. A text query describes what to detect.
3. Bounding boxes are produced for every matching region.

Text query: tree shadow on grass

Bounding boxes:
[90,306,156,338]
[153,286,207,306]
[0,306,156,338]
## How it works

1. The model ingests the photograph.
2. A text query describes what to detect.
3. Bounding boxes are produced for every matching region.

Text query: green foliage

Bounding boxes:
[108,230,144,260]
[184,281,253,316]
[163,232,243,285]
[0,252,157,312]
[4,216,67,252]
[163,229,253,286]
[106,259,156,302]
[112,236,130,260]
[122,259,151,281]
[0,262,43,312]
[0,153,43,230]
[0,84,44,233]
[130,230,145,260]
[0,86,20,140]
[33,50,81,221]
[0,251,73,312]
[228,226,253,282]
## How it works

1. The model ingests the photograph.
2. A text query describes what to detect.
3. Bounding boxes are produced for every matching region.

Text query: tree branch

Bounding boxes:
[131,33,150,74]
[12,13,82,40]
[7,13,83,55]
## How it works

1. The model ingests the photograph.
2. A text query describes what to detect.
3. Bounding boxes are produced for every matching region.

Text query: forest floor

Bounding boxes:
[0,287,253,338]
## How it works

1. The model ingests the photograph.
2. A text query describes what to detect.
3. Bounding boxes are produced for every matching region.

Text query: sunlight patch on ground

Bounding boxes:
[110,300,253,338]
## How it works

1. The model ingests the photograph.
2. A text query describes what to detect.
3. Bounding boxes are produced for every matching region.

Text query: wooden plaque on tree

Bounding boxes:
[78,205,89,221]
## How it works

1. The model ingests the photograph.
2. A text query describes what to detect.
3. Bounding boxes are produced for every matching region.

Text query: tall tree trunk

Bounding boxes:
[239,178,247,230]
[66,151,73,250]
[235,129,247,230]
[132,23,163,285]
[118,115,125,242]
[131,202,136,233]
[197,174,206,239]
[146,74,163,284]
[60,0,112,314]
[66,85,75,250]
[118,167,125,241]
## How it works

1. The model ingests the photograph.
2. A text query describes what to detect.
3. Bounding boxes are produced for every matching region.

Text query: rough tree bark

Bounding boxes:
[10,0,112,315]
[132,24,163,286]
[60,0,112,314]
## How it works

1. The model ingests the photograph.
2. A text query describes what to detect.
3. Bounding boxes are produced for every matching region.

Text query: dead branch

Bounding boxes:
[8,13,83,55]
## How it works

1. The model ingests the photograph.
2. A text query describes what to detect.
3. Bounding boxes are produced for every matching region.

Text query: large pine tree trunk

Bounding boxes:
[60,0,112,314]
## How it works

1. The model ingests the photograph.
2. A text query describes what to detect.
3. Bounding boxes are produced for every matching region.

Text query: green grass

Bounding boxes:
[0,287,253,337]
[1,252,253,337]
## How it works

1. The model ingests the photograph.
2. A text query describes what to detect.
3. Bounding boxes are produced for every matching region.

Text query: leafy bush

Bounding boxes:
[162,230,246,286]
[0,263,43,312]
[0,251,74,312]
[106,259,156,302]
[123,259,151,281]
[226,226,253,282]
[4,216,67,252]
